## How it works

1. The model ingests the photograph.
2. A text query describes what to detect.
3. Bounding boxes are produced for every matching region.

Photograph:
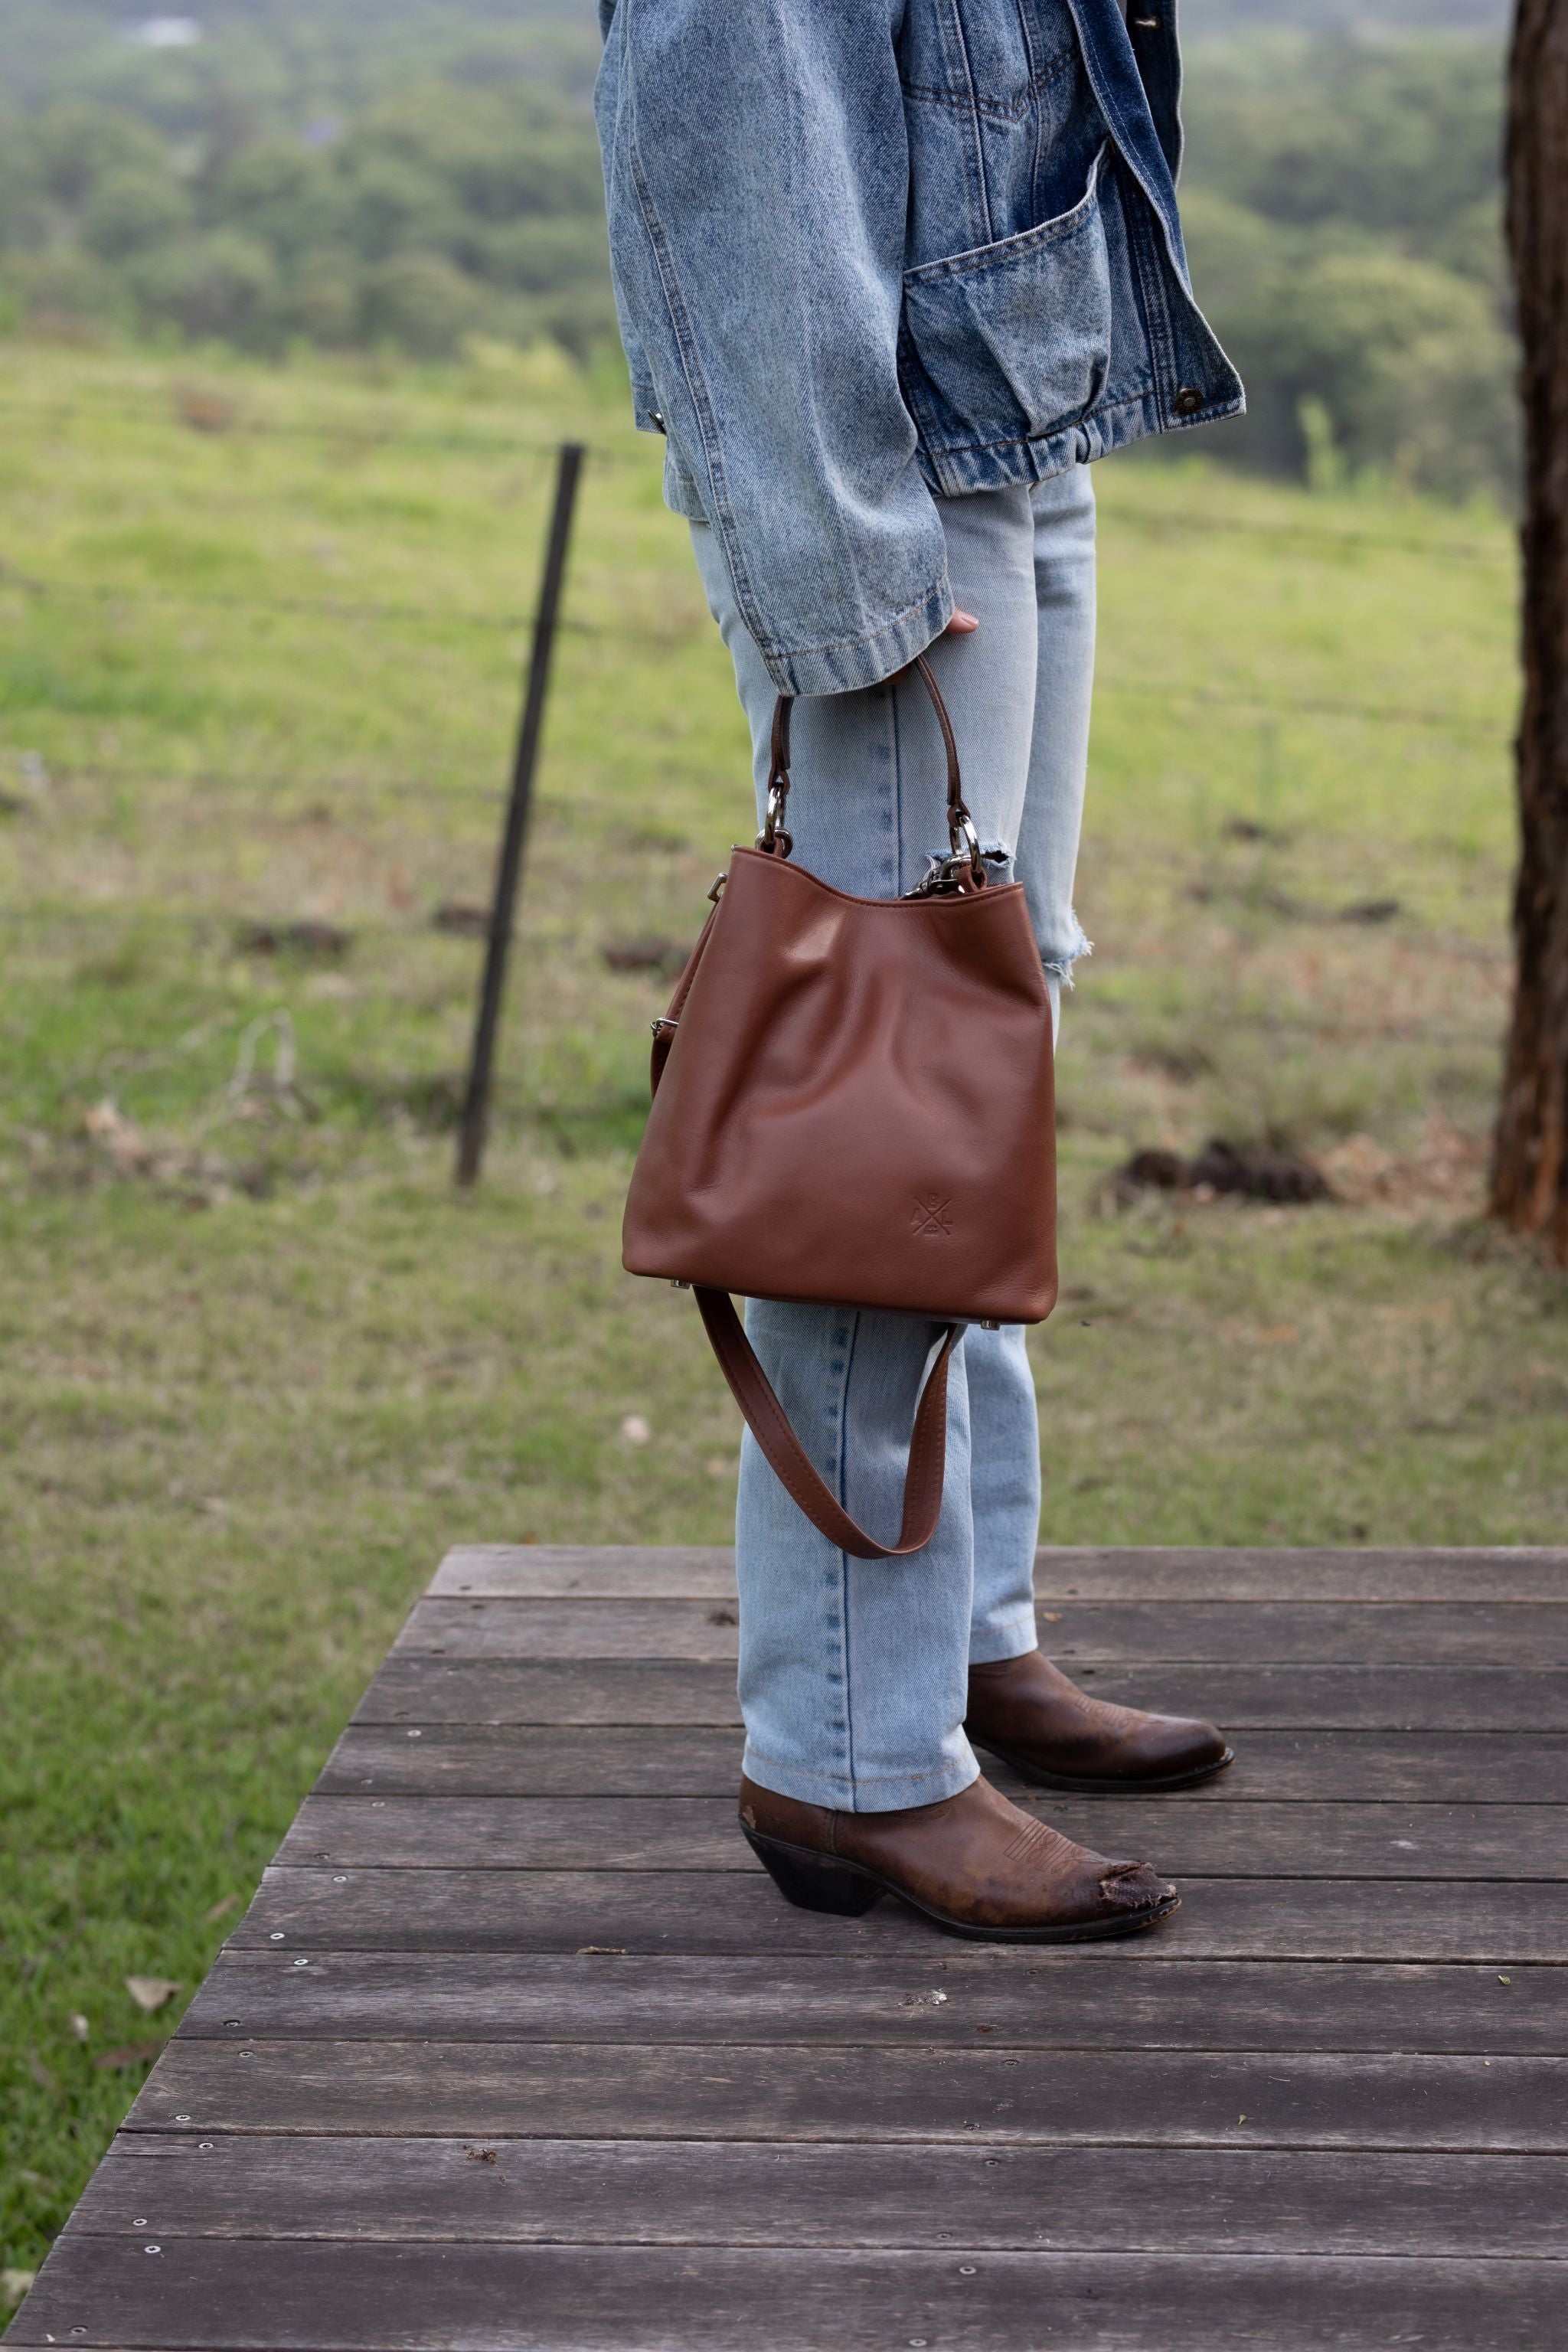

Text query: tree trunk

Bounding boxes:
[1491,0,1568,1259]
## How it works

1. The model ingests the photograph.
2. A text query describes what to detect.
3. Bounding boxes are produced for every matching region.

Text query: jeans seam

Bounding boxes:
[835,1311,861,1798]
[889,677,906,898]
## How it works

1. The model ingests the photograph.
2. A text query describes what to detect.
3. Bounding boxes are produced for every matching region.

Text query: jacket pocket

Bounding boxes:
[900,142,1112,451]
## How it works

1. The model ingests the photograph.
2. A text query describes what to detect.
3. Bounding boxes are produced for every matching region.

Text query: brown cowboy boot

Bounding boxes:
[968,1649,1233,1793]
[738,1771,1178,1944]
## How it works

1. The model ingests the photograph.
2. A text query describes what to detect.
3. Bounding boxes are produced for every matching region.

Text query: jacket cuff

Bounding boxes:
[760,573,953,698]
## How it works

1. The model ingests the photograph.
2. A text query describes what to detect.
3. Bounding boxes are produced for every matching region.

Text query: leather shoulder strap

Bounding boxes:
[648,867,959,1562]
[696,1287,959,1560]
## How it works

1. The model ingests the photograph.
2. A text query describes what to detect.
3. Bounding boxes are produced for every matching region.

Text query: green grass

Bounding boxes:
[1,338,1562,2290]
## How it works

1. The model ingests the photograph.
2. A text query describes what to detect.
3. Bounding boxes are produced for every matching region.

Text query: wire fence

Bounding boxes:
[1,892,1507,1054]
[0,561,1513,738]
[1,410,1521,1153]
[0,388,1515,562]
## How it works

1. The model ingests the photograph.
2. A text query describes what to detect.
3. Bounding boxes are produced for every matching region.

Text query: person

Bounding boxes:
[594,0,1243,1943]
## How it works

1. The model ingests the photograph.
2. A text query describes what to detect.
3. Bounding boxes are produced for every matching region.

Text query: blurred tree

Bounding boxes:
[279,244,362,345]
[1491,0,1568,1257]
[361,248,483,356]
[129,227,280,343]
[80,161,192,260]
[211,139,343,261]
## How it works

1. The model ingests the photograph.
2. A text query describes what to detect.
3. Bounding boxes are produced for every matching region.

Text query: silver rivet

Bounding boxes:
[332,1876,348,1884]
[132,2217,147,2226]
[198,2141,214,2150]
[959,2264,978,2275]
[173,2115,191,2123]
[269,1932,285,1942]
[292,1958,309,1968]
[144,2243,162,2255]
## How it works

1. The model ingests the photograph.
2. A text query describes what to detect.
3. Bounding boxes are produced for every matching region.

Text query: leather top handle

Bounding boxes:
[761,652,976,871]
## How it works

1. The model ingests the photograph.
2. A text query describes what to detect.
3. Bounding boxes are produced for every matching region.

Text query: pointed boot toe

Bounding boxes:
[739,1773,1179,1945]
[968,1650,1234,1793]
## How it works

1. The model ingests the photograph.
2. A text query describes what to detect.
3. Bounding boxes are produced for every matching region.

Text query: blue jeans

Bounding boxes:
[689,467,1096,1812]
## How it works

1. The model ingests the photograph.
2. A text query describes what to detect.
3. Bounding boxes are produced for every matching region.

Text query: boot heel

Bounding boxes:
[743,1830,884,1916]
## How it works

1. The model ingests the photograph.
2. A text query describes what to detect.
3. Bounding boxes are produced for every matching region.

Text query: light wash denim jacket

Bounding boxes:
[595,0,1242,694]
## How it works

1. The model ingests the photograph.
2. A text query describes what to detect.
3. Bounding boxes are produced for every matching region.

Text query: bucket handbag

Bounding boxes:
[622,655,1057,1559]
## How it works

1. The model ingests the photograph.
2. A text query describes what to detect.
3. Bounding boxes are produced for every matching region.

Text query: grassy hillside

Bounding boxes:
[2,339,1563,2291]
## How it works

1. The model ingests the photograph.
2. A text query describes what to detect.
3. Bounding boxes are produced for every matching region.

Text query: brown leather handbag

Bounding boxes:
[622,655,1057,1559]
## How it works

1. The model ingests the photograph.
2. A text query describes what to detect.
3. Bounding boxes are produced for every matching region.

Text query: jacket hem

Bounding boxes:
[753,572,956,698]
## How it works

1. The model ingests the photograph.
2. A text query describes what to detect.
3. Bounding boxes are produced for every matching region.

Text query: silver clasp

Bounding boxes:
[756,780,792,858]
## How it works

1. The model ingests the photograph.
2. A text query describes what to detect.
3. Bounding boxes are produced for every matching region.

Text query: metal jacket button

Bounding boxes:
[1174,386,1205,417]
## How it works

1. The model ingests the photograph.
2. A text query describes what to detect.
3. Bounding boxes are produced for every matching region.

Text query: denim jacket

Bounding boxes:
[595,0,1242,694]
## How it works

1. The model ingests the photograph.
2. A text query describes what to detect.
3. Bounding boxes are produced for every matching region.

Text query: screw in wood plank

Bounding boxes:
[959,2265,978,2275]
[173,2115,190,2122]
[292,1958,309,1968]
[143,2245,162,2254]
[132,2219,147,2226]
[332,1876,348,1884]
[269,1931,285,1942]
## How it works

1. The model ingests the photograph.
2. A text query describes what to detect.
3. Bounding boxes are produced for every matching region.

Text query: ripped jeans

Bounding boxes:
[688,465,1096,1811]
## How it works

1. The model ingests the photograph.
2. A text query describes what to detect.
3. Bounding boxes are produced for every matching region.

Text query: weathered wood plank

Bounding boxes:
[395,1594,1568,1666]
[353,1656,742,1726]
[428,1544,1568,1604]
[232,1864,1568,1962]
[316,1723,745,1796]
[1035,1547,1568,1604]
[122,2038,1568,2146]
[313,1722,1568,1804]
[13,2241,1563,2352]
[67,2135,1568,2257]
[356,1655,1568,1730]
[273,1793,1568,1881]
[430,1547,737,1599]
[175,1951,1567,2054]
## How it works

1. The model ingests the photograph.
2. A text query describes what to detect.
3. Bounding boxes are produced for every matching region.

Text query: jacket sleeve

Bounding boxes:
[611,0,952,696]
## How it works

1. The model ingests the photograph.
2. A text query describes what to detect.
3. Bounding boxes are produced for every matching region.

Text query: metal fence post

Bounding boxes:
[455,439,585,1188]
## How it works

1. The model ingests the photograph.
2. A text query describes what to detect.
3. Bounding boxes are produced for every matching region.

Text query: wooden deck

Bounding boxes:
[10,1543,1568,2350]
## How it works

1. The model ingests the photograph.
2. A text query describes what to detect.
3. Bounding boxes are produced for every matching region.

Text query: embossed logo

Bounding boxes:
[911,1191,953,1237]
